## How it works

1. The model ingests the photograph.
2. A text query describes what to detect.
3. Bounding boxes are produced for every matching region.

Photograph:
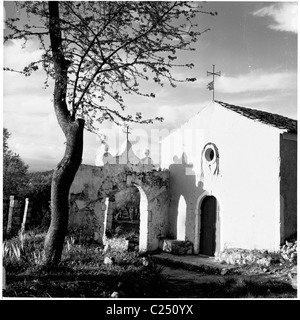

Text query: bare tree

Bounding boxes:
[4,1,216,265]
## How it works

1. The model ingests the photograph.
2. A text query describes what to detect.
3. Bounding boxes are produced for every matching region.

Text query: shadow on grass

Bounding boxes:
[163,275,296,298]
[4,258,169,298]
[4,269,297,299]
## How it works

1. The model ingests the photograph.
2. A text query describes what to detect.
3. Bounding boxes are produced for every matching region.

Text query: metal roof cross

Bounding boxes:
[207,64,221,101]
[122,123,132,164]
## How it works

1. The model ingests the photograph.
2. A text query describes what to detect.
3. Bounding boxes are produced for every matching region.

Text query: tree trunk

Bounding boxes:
[44,119,84,265]
[44,1,84,265]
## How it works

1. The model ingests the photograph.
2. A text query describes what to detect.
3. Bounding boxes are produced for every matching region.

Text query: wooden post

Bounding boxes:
[21,198,29,234]
[3,266,6,290]
[6,195,15,235]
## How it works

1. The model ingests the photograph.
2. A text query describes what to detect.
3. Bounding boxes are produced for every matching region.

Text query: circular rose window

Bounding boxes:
[203,143,218,163]
[204,148,215,162]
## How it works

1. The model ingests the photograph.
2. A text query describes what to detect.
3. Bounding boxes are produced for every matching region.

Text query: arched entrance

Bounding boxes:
[104,183,149,253]
[199,196,219,256]
[109,185,141,251]
[177,195,187,241]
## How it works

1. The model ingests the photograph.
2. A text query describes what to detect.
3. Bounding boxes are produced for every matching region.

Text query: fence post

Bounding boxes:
[21,198,29,234]
[2,266,6,290]
[6,195,15,235]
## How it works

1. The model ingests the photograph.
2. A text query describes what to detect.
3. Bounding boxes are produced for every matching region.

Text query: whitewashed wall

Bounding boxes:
[161,102,283,252]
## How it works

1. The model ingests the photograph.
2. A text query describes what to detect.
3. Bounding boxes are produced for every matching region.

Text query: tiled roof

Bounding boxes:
[215,101,297,134]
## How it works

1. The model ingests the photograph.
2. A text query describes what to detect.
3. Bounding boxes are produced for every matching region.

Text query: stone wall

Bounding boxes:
[69,163,169,252]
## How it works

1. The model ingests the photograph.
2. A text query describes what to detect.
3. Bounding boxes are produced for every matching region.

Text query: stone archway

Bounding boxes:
[69,163,169,253]
[103,183,148,252]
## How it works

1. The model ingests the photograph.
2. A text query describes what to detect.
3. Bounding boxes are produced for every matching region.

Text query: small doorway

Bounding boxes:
[199,196,218,256]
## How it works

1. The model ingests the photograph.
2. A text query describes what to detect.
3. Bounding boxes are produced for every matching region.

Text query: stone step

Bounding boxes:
[161,239,194,255]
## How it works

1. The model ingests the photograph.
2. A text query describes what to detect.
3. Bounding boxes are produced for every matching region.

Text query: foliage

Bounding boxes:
[3,128,53,228]
[4,1,216,131]
[3,127,10,153]
[3,128,29,198]
[26,170,53,228]
[114,186,140,213]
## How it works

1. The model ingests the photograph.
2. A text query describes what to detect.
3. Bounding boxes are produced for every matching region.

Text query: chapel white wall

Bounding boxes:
[160,102,282,252]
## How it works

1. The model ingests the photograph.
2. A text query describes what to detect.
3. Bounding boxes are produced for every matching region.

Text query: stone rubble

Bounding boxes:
[216,239,297,267]
[162,239,194,255]
[104,256,115,265]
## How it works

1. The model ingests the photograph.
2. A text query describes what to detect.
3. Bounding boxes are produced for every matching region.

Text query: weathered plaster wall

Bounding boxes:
[69,163,169,252]
[280,133,297,242]
[161,101,283,253]
[69,165,106,242]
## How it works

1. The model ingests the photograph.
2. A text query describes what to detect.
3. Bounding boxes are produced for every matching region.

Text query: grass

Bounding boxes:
[211,276,296,298]
[162,274,296,298]
[3,231,167,298]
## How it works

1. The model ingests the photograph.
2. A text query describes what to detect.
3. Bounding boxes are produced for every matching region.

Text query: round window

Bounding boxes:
[204,147,215,162]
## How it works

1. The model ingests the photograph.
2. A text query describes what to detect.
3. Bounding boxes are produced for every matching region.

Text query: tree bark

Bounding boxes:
[44,1,84,265]
[44,119,84,265]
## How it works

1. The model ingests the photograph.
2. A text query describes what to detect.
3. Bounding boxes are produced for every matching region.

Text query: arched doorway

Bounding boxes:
[111,186,140,250]
[199,196,218,256]
[104,184,149,253]
[177,195,186,241]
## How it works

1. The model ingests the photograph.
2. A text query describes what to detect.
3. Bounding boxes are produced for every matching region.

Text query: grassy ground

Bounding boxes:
[3,231,167,298]
[160,266,297,298]
[2,231,297,298]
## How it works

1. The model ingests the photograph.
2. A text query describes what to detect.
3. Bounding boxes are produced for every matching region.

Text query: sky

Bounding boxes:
[1,1,298,172]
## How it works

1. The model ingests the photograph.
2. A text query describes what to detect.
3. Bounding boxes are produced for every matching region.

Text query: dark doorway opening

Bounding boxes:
[199,196,218,256]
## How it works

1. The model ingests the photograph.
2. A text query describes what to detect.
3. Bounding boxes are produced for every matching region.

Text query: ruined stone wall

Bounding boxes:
[69,163,169,252]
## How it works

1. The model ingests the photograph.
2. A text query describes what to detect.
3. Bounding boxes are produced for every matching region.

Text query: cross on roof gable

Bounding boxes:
[215,101,297,134]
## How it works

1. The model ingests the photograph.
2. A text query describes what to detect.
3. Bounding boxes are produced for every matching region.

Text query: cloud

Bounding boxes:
[215,70,296,94]
[4,38,44,70]
[253,2,297,33]
[155,101,209,129]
